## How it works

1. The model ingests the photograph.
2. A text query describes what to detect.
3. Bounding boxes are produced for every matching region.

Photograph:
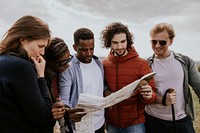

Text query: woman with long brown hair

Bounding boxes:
[0,15,52,133]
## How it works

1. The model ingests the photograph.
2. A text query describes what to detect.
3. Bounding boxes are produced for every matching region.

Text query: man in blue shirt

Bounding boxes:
[59,28,105,133]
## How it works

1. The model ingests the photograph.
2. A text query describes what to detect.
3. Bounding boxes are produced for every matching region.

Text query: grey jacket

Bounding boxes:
[59,55,104,108]
[147,51,200,120]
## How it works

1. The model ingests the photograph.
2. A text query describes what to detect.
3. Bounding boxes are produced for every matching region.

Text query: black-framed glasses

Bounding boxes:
[151,40,167,46]
[57,55,72,67]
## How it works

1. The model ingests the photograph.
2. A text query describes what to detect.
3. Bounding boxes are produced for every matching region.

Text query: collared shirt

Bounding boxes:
[59,55,104,108]
[58,55,105,131]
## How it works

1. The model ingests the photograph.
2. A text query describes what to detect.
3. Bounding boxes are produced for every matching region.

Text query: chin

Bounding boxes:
[116,52,125,56]
[85,59,92,63]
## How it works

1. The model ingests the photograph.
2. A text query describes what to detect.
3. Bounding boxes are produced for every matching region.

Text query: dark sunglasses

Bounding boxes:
[151,40,167,46]
[57,55,72,67]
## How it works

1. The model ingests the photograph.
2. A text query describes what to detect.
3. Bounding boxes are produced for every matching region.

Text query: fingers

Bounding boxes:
[67,108,85,113]
[31,56,45,65]
[31,56,46,78]
[52,104,87,122]
[133,80,149,97]
[51,106,65,113]
[52,101,65,120]
[138,80,148,86]
[37,56,45,63]
[66,108,86,123]
[52,106,65,120]
[31,57,37,64]
[69,112,86,123]
[166,91,176,105]
[52,101,65,108]
[139,85,153,100]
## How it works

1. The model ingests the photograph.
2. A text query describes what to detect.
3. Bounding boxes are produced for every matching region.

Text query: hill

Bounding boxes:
[195,61,200,67]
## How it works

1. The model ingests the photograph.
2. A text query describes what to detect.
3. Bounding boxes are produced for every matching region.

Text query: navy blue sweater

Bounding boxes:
[0,54,52,133]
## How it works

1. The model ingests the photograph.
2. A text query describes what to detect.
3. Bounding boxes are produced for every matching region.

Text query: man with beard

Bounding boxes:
[100,22,157,133]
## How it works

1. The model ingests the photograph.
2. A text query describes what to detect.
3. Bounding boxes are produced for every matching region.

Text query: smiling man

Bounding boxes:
[100,22,157,133]
[145,22,200,133]
[59,28,105,133]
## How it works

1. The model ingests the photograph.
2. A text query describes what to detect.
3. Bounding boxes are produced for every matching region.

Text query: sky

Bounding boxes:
[0,0,200,61]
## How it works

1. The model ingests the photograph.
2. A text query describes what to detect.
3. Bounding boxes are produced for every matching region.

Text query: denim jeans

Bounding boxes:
[106,123,145,133]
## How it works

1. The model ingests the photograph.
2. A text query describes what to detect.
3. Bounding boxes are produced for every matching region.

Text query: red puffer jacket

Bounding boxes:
[103,46,157,128]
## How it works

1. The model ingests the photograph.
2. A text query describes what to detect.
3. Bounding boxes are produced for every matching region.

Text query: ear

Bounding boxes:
[73,44,77,52]
[169,39,173,46]
[20,37,29,46]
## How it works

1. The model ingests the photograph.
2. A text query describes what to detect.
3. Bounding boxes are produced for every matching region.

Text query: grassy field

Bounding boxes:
[194,65,200,132]
[192,90,200,132]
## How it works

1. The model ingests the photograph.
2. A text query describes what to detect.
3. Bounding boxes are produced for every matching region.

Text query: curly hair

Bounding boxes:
[100,22,134,49]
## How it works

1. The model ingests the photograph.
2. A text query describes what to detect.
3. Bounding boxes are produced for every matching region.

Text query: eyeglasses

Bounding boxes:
[57,55,72,67]
[151,40,167,46]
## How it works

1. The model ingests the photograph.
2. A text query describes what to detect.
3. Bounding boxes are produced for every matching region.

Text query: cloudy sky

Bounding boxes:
[1,0,200,60]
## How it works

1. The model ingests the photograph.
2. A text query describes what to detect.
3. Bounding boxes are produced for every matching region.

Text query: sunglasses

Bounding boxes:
[151,40,167,46]
[57,55,72,67]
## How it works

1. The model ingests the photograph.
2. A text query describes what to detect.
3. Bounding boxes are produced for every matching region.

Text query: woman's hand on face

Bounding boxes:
[31,56,46,78]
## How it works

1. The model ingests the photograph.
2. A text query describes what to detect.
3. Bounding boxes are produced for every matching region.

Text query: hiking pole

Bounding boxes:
[168,88,177,133]
[171,103,177,133]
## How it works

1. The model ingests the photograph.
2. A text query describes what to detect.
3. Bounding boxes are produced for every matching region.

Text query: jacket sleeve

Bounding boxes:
[59,66,73,108]
[186,56,200,102]
[139,61,157,104]
[11,60,51,125]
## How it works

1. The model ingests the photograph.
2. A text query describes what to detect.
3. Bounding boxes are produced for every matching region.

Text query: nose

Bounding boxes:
[154,42,160,47]
[117,43,123,49]
[86,49,93,56]
[40,48,45,56]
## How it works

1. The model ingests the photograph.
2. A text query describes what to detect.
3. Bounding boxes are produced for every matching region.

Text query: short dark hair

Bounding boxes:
[100,22,134,49]
[73,28,94,45]
[45,37,69,61]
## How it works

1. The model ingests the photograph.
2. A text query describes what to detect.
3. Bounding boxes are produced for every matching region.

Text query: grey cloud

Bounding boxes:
[58,0,200,32]
[0,0,52,24]
[0,0,199,60]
